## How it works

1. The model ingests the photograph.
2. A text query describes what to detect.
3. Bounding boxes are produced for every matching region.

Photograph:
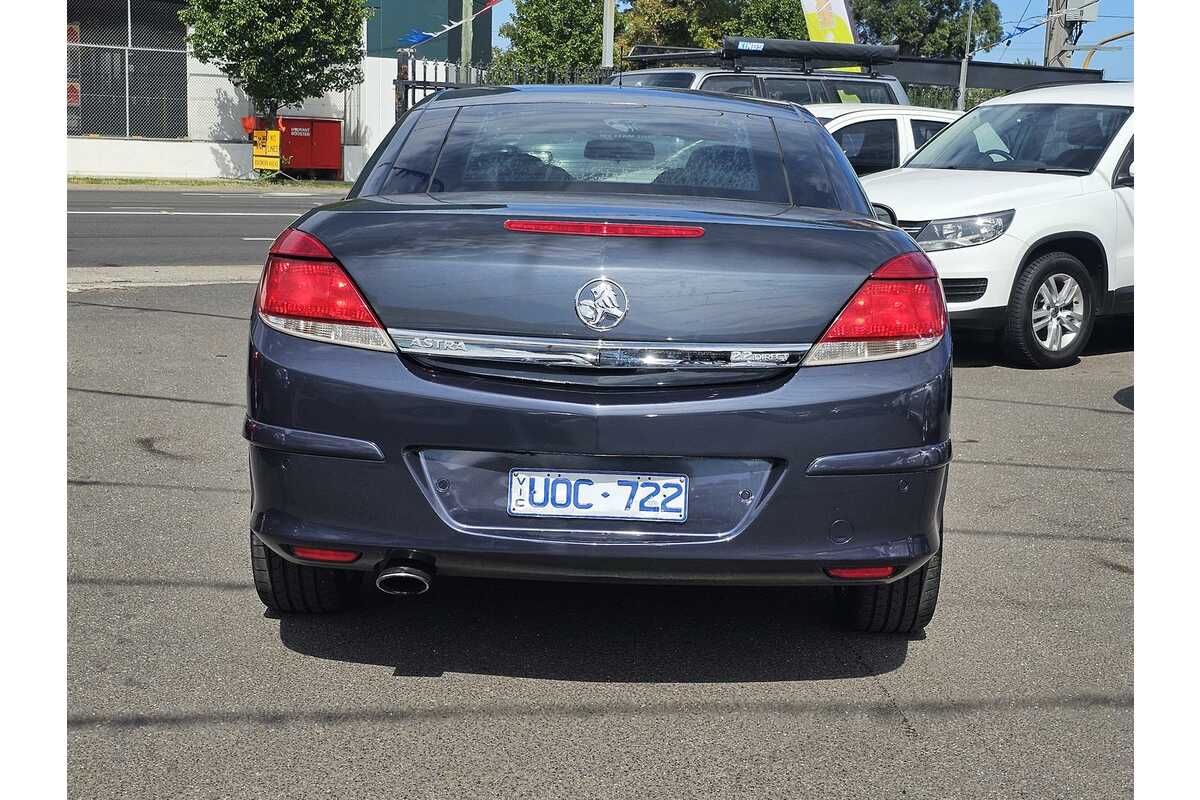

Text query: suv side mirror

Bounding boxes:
[871,203,897,226]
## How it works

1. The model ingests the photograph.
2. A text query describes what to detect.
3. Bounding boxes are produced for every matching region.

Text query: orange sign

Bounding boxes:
[67,23,80,44]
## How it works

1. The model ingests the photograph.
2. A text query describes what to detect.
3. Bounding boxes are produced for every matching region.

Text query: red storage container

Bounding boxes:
[279,117,343,178]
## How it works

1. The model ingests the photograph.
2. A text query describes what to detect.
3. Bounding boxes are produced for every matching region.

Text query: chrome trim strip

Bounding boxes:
[387,328,812,369]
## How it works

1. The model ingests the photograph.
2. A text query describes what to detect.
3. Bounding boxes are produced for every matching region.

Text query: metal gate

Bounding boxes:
[394,53,614,118]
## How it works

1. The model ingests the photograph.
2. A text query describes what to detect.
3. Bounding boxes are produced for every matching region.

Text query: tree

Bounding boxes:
[722,0,809,41]
[179,0,372,124]
[852,0,1002,59]
[618,1,807,52]
[495,0,606,68]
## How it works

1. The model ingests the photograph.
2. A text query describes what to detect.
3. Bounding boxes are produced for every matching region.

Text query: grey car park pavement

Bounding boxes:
[67,189,1133,798]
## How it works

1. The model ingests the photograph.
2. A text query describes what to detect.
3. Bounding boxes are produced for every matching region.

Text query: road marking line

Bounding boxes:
[68,210,301,217]
[68,265,263,291]
[110,206,173,210]
[242,237,275,241]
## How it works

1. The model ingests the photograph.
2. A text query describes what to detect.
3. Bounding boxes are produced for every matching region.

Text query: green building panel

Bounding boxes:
[367,0,493,64]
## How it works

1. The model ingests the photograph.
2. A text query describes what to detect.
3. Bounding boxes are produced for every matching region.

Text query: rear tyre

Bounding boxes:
[1002,252,1096,368]
[250,533,358,613]
[838,546,942,634]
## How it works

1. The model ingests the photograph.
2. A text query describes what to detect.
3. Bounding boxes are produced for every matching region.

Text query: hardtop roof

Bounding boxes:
[983,81,1133,107]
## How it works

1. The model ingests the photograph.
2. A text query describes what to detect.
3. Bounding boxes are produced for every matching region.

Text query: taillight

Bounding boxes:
[804,251,947,367]
[257,229,394,352]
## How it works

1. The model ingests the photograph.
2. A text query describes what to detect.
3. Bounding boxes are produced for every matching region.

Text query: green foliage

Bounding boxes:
[723,0,809,41]
[852,0,1003,59]
[179,0,372,121]
[496,0,606,68]
[617,1,805,52]
[493,0,1000,77]
[618,1,713,49]
[905,84,1006,110]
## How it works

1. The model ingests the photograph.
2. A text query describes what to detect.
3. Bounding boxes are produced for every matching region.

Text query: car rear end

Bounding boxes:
[245,87,951,633]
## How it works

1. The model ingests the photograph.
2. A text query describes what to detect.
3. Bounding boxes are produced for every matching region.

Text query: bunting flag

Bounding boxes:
[398,0,501,48]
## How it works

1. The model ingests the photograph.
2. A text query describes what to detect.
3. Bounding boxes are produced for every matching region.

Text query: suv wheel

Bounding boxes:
[1003,252,1096,368]
[251,533,358,613]
[838,545,942,634]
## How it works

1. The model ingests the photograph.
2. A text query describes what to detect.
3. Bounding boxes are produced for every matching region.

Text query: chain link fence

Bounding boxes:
[68,0,188,138]
[68,0,362,145]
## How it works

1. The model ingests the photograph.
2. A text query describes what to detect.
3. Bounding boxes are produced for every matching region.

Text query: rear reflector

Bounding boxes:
[804,250,947,367]
[504,219,704,238]
[826,566,896,579]
[257,229,394,352]
[292,546,361,563]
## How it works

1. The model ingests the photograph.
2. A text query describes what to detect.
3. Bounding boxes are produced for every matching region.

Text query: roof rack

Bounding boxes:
[624,37,900,74]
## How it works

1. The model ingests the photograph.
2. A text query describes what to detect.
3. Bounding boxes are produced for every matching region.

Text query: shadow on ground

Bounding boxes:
[952,316,1133,369]
[279,577,909,682]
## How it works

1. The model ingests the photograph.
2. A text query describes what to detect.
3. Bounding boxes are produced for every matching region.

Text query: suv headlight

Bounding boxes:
[915,210,1015,252]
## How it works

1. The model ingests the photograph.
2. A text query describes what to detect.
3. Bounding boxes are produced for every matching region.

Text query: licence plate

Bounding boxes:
[508,470,688,523]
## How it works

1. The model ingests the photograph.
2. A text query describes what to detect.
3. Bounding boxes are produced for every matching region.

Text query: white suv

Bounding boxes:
[809,103,961,176]
[862,82,1134,368]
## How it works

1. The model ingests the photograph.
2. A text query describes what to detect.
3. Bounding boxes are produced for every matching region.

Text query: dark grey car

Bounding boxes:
[245,85,951,634]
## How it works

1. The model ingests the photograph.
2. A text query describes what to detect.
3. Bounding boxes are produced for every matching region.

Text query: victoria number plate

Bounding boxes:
[508,470,689,523]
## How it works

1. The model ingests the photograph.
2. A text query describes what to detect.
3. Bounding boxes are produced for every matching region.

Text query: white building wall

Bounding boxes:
[69,138,255,179]
[186,53,251,142]
[70,53,401,182]
[362,56,399,157]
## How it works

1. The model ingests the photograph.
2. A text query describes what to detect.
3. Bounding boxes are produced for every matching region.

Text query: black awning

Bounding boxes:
[721,37,900,66]
[883,56,1105,91]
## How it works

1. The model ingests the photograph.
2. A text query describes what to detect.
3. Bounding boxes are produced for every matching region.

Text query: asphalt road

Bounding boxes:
[67,281,1133,798]
[67,188,346,268]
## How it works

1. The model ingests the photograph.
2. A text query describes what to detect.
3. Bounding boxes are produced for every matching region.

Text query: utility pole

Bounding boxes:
[461,0,473,68]
[1044,0,1071,67]
[956,0,976,111]
[602,0,616,68]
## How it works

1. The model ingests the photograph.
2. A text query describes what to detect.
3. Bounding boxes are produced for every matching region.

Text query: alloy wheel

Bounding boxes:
[1031,272,1085,352]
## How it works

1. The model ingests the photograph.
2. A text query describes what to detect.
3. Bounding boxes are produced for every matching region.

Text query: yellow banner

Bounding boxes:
[253,155,281,171]
[252,130,281,158]
[801,0,859,73]
[801,0,856,44]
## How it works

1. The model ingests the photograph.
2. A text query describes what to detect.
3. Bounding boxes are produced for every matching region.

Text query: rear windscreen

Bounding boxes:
[427,103,792,204]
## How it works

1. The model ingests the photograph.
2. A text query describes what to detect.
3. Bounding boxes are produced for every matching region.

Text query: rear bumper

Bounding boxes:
[246,318,952,585]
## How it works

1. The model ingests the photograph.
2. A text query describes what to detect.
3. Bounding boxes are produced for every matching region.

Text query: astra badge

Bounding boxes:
[575,278,628,331]
[407,336,466,352]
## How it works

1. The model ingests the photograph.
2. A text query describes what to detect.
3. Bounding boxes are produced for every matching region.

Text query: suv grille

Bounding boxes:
[941,278,988,304]
[898,220,928,238]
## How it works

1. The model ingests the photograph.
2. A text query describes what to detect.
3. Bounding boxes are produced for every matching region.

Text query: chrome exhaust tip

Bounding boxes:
[375,564,433,596]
